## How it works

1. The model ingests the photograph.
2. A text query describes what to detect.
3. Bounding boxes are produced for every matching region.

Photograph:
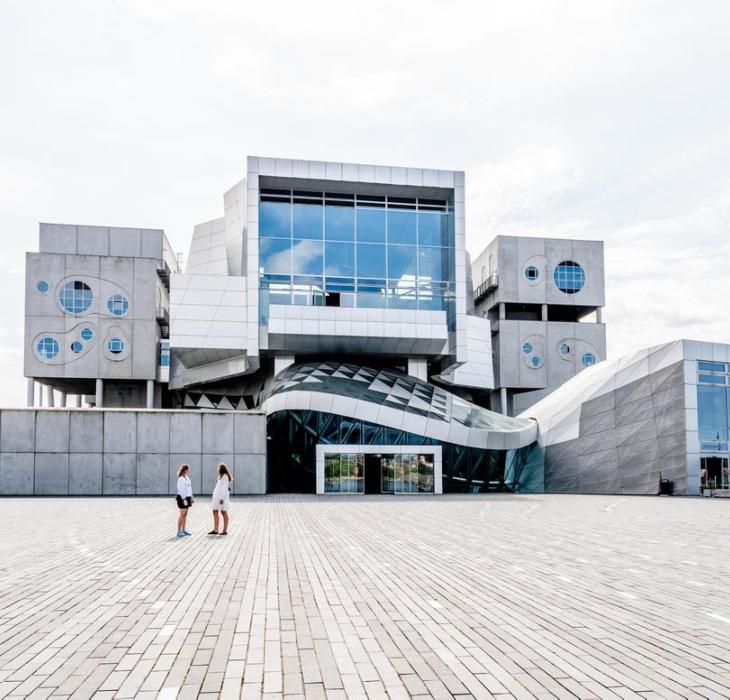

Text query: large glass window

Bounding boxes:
[259,201,291,238]
[259,190,454,309]
[59,280,93,314]
[698,384,729,443]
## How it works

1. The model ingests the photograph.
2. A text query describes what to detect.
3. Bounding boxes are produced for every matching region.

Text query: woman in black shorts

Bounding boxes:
[176,464,194,537]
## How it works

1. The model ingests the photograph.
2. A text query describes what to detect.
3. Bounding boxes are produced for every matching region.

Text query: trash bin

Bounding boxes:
[659,479,674,495]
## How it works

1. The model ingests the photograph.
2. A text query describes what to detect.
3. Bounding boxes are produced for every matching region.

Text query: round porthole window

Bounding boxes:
[70,341,83,353]
[522,342,533,354]
[524,265,539,282]
[531,355,541,367]
[582,352,596,367]
[107,338,125,354]
[80,328,93,341]
[559,343,570,355]
[37,280,50,294]
[37,337,59,359]
[107,294,129,316]
[553,261,585,294]
[59,280,93,314]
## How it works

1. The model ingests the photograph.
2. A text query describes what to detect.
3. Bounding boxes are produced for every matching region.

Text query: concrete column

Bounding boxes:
[407,358,428,381]
[499,303,506,321]
[146,380,155,409]
[500,387,508,415]
[274,355,295,376]
[75,394,82,408]
[59,392,67,408]
[46,385,55,408]
[541,304,548,321]
[95,378,104,408]
[27,378,35,407]
[596,308,603,323]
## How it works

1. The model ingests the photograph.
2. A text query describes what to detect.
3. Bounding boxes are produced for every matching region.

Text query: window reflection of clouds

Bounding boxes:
[292,239,323,275]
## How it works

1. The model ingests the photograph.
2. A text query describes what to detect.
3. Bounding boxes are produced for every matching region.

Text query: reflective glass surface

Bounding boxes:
[259,192,454,310]
[59,281,93,314]
[553,261,585,294]
[697,363,730,450]
[37,337,59,359]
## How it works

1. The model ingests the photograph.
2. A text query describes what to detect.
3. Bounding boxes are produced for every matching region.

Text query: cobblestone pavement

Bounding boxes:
[1,494,730,699]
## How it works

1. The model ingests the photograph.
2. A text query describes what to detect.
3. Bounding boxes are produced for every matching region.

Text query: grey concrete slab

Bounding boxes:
[0,411,36,452]
[69,411,104,452]
[136,453,169,495]
[103,412,137,453]
[102,453,136,495]
[234,453,267,494]
[202,414,234,454]
[233,414,266,454]
[136,412,170,454]
[35,410,70,453]
[0,453,34,494]
[68,453,102,495]
[170,412,202,454]
[34,452,69,495]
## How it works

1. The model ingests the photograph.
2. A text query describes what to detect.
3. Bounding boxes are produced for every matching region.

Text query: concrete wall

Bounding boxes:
[0,409,267,496]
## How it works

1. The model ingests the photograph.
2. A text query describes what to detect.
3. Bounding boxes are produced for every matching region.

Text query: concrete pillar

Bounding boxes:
[46,385,55,408]
[27,378,35,407]
[75,394,82,408]
[500,387,508,415]
[596,308,603,323]
[541,304,548,321]
[407,358,428,382]
[59,392,67,408]
[146,380,155,409]
[95,378,104,408]
[274,355,295,376]
[499,303,506,321]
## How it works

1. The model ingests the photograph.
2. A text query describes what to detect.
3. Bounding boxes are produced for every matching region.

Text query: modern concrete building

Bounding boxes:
[25,223,179,409]
[523,339,730,496]
[472,236,606,416]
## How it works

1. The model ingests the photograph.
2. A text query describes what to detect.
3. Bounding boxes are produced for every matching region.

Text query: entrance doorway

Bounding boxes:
[701,456,729,490]
[318,446,441,494]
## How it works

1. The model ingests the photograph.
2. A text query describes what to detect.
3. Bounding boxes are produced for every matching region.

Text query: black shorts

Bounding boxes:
[176,495,192,510]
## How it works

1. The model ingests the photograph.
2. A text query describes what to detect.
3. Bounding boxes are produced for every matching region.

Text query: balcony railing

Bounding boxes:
[474,273,499,304]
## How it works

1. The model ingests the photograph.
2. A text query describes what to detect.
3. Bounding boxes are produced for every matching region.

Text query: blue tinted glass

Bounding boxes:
[356,207,386,243]
[387,245,417,280]
[387,209,417,244]
[80,328,93,340]
[698,385,729,440]
[107,294,129,316]
[698,361,726,372]
[553,261,585,293]
[581,352,596,367]
[70,341,83,353]
[292,203,323,239]
[292,239,323,275]
[259,201,291,238]
[324,241,355,277]
[324,205,354,241]
[388,279,417,309]
[356,243,386,278]
[37,337,59,359]
[107,338,125,354]
[531,356,541,367]
[418,211,447,246]
[160,354,170,366]
[36,280,50,293]
[699,373,726,384]
[525,266,539,281]
[260,238,291,274]
[418,247,445,281]
[522,342,532,353]
[59,281,93,314]
[357,290,387,308]
[559,343,570,355]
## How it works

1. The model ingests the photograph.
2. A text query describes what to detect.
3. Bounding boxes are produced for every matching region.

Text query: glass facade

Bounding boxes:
[266,409,531,494]
[258,189,455,311]
[697,361,730,453]
[323,451,435,494]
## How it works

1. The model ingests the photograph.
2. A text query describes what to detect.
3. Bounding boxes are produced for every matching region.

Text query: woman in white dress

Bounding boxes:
[209,463,233,535]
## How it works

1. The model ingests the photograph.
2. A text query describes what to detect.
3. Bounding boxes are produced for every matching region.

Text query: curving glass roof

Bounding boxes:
[267,361,532,432]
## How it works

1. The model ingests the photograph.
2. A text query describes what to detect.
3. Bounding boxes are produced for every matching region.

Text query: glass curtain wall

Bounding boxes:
[697,361,730,452]
[258,188,455,311]
[266,409,529,494]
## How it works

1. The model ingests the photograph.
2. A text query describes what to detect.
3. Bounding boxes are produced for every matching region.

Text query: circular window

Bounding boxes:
[559,343,570,355]
[531,355,541,367]
[59,280,93,314]
[37,280,50,294]
[80,328,93,341]
[107,294,129,316]
[582,352,596,367]
[107,338,125,354]
[522,342,533,354]
[70,341,83,353]
[553,261,585,294]
[37,337,59,359]
[524,265,539,282]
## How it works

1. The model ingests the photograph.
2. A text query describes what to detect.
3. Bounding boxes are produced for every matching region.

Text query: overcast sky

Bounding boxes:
[2,1,730,406]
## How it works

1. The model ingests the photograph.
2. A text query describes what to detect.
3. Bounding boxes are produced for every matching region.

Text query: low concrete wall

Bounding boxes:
[0,408,267,496]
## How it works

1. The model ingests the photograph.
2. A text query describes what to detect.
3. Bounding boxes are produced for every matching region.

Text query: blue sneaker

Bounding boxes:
[176,531,186,538]
[183,530,192,536]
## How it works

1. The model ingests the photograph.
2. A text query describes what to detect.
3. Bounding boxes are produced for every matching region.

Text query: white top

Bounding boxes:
[177,475,193,499]
[211,474,231,511]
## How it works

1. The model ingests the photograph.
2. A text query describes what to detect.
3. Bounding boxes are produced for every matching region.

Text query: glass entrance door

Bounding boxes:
[380,453,434,494]
[701,456,729,490]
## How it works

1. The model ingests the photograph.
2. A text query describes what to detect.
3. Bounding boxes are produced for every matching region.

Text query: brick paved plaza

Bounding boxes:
[1,495,729,699]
